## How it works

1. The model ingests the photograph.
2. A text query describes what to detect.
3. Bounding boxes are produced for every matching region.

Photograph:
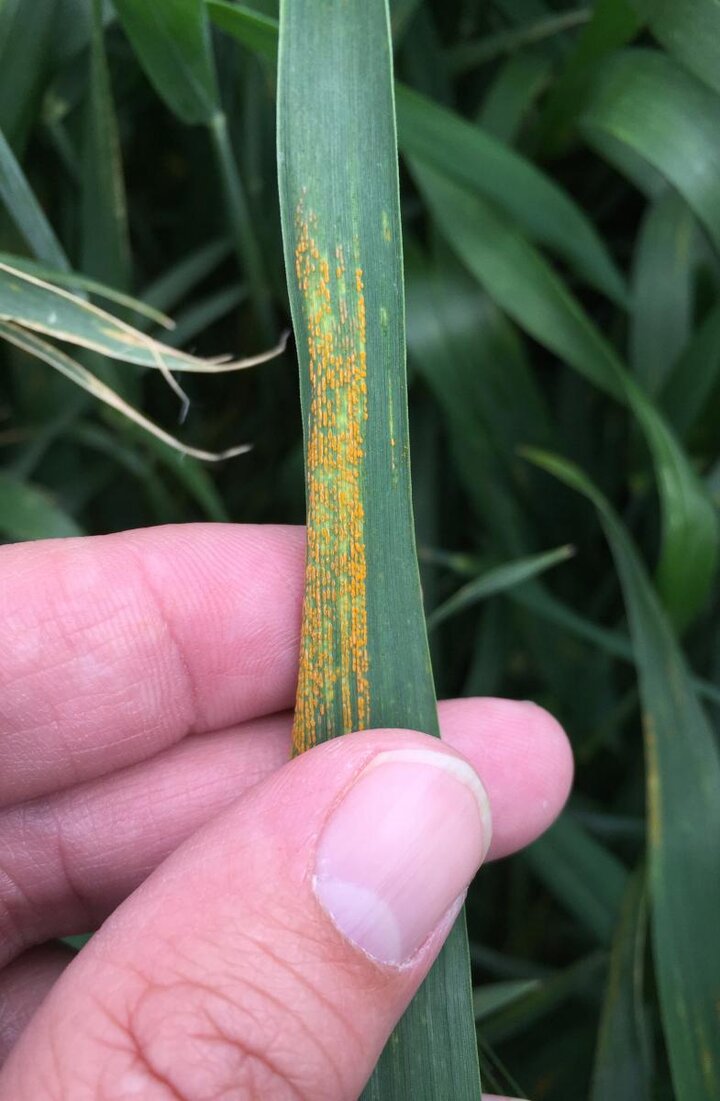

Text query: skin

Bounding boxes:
[0,525,573,1101]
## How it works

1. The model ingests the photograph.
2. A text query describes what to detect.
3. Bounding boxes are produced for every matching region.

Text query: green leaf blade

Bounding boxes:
[0,124,69,271]
[630,191,696,395]
[0,471,83,540]
[207,0,279,64]
[525,448,720,1101]
[636,0,720,98]
[396,84,627,305]
[81,0,131,290]
[410,158,718,627]
[0,261,281,375]
[113,0,219,125]
[582,49,720,255]
[428,545,575,631]
[591,869,652,1101]
[525,814,628,944]
[277,1,481,1096]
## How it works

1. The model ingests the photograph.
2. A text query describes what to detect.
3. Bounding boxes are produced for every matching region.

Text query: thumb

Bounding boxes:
[0,729,492,1101]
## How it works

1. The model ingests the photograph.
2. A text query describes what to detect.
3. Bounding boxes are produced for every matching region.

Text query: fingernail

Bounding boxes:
[313,747,492,965]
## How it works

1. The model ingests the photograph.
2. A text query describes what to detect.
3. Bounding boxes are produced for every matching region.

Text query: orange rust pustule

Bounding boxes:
[292,205,370,755]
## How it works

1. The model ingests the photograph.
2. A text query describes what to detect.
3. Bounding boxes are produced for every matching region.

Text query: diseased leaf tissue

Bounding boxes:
[292,199,370,753]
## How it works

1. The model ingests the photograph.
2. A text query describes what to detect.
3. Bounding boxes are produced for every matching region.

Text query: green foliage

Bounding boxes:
[527,447,720,1101]
[2,1,720,1097]
[0,469,83,538]
[590,869,651,1101]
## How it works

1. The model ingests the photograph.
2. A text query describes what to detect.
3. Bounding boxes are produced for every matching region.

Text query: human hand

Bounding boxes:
[0,525,572,1100]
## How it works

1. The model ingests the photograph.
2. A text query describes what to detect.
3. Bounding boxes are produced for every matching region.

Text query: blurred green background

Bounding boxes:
[2,1,720,1098]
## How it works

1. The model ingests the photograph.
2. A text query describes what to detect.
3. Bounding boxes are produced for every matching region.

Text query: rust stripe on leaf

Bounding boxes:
[292,202,370,754]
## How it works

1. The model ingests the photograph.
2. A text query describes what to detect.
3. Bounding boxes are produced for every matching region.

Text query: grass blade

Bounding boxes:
[277,1,482,1096]
[49,0,111,68]
[482,952,609,1046]
[205,0,636,309]
[661,303,720,438]
[508,584,720,709]
[0,0,56,152]
[408,159,618,400]
[0,124,69,270]
[538,0,641,153]
[477,51,552,145]
[525,814,628,944]
[139,433,230,522]
[410,158,718,628]
[405,247,549,552]
[635,0,720,98]
[162,284,246,349]
[525,447,720,1101]
[0,471,83,539]
[81,0,131,290]
[590,868,652,1101]
[493,0,553,24]
[142,239,231,304]
[390,0,423,41]
[0,252,173,328]
[0,260,284,373]
[396,84,627,305]
[582,49,720,255]
[630,191,696,394]
[397,6,452,105]
[79,418,231,522]
[69,421,178,524]
[115,0,271,330]
[473,980,540,1022]
[428,545,575,631]
[447,9,591,73]
[207,0,279,65]
[0,321,250,462]
[207,111,273,333]
[113,0,219,125]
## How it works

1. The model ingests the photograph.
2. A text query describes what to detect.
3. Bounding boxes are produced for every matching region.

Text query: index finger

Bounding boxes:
[0,524,305,806]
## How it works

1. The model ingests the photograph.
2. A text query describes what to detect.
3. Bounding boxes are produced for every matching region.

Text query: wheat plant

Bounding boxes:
[1,1,719,1098]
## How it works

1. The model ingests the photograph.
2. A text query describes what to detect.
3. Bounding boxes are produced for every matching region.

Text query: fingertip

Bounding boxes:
[312,734,493,965]
[438,697,573,860]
